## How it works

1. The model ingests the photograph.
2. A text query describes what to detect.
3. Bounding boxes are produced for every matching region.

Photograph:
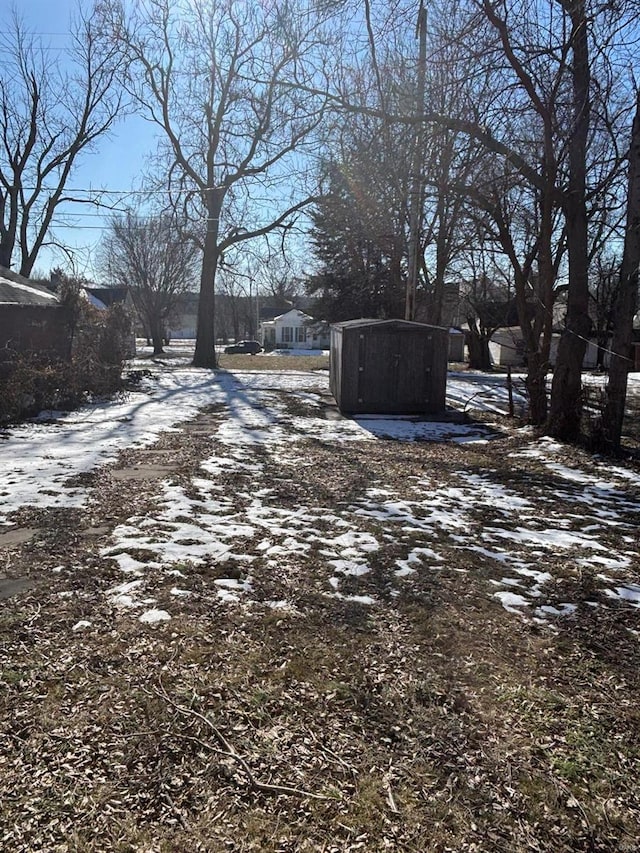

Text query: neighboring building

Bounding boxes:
[415,282,462,328]
[489,327,602,369]
[448,328,465,362]
[0,267,71,360]
[167,292,199,339]
[485,297,613,370]
[260,308,330,350]
[488,327,527,367]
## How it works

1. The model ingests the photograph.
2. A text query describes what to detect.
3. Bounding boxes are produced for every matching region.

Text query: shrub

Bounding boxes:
[0,287,132,425]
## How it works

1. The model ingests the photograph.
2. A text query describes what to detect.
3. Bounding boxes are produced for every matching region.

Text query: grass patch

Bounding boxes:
[218,353,329,372]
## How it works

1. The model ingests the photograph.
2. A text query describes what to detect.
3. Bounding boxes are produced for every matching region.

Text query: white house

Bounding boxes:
[260,308,330,350]
[448,328,465,362]
[490,327,601,369]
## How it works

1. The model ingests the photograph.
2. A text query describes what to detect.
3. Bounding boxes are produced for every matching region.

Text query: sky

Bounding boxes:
[9,1,158,279]
[8,0,326,283]
[5,0,338,285]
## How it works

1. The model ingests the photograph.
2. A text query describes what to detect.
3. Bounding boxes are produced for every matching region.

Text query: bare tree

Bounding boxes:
[601,88,640,451]
[545,0,592,439]
[100,211,199,355]
[102,0,331,368]
[417,3,486,327]
[215,263,259,344]
[463,273,512,371]
[0,6,123,275]
[336,0,633,439]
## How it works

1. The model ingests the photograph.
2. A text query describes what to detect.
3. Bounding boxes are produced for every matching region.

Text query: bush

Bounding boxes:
[0,289,131,425]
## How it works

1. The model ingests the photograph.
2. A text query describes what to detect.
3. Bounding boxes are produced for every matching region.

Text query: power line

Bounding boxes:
[48,211,128,218]
[17,187,169,195]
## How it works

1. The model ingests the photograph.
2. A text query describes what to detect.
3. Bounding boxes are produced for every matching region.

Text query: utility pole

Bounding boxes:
[405,0,427,321]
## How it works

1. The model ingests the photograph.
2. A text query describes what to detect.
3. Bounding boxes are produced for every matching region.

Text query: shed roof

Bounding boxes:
[0,267,60,306]
[331,318,448,332]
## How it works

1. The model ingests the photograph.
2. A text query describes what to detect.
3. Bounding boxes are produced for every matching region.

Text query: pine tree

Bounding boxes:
[307,158,406,322]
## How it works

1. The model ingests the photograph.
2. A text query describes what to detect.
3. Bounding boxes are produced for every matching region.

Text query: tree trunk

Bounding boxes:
[601,90,640,452]
[467,320,493,370]
[525,351,548,424]
[0,243,12,270]
[151,322,165,355]
[527,148,556,426]
[193,191,223,369]
[193,238,219,368]
[512,258,551,425]
[548,0,591,441]
[596,331,608,370]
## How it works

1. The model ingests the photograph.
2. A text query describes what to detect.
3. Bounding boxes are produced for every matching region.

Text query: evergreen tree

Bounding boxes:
[307,158,406,322]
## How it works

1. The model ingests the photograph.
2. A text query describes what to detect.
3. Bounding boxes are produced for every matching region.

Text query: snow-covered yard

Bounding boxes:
[1,364,639,626]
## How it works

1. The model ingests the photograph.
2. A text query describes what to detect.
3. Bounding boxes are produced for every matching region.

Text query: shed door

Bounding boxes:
[357,328,428,410]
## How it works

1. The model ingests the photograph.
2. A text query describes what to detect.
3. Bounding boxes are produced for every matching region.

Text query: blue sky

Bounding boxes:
[11,1,156,278]
[8,0,330,283]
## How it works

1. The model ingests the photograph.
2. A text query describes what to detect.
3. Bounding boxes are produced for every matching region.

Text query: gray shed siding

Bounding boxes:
[330,319,448,414]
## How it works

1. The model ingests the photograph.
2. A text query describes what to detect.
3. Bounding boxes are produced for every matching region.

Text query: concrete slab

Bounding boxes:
[0,527,39,549]
[0,576,32,599]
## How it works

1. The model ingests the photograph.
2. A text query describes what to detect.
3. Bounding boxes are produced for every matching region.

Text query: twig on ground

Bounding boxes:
[308,729,357,776]
[160,788,190,832]
[152,680,333,801]
[386,783,399,814]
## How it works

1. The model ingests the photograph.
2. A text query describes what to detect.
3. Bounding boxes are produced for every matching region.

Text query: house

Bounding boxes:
[488,327,526,367]
[0,267,72,360]
[166,291,199,339]
[489,325,605,370]
[489,327,603,369]
[260,308,330,350]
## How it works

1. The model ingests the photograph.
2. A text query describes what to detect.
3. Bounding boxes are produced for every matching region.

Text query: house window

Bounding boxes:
[295,326,306,343]
[282,326,293,342]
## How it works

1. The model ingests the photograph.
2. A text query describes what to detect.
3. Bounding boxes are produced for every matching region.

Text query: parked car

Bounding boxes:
[224,340,263,355]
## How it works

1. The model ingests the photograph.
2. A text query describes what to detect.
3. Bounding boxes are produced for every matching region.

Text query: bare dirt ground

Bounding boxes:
[1,362,639,852]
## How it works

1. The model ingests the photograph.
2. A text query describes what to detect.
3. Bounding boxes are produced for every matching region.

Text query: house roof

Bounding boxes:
[0,267,60,306]
[272,308,314,322]
[85,287,130,307]
[83,289,108,310]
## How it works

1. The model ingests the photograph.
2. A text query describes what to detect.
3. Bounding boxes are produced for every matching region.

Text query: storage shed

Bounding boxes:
[330,319,448,415]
